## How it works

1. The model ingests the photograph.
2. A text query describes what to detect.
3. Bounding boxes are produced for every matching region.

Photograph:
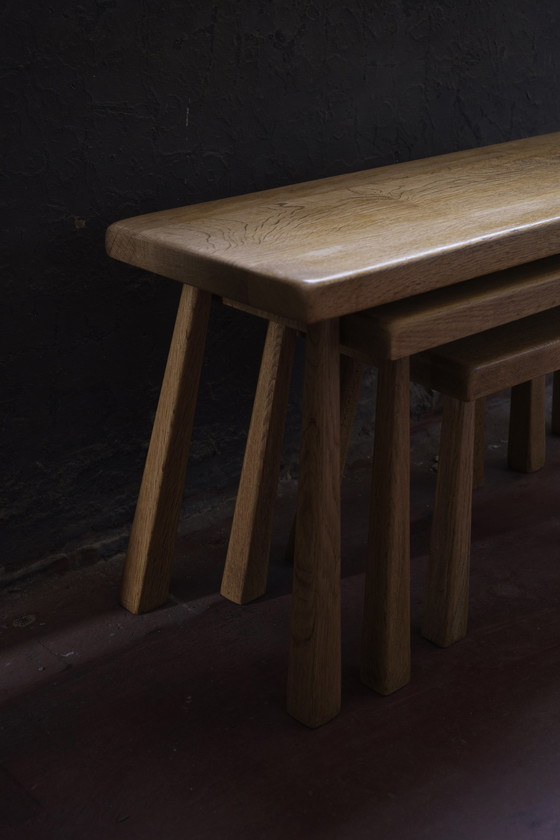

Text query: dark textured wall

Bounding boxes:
[2,0,560,581]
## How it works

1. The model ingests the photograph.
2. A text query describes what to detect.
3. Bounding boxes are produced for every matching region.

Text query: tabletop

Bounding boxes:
[106,132,560,323]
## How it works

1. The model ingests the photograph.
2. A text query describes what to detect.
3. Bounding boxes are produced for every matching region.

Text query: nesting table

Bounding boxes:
[107,132,560,727]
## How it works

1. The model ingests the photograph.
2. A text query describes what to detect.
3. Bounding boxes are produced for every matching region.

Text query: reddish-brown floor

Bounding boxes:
[2,394,560,839]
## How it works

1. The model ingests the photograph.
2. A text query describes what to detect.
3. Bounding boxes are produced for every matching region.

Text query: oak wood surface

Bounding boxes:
[422,397,476,647]
[121,285,212,614]
[220,322,296,604]
[508,378,546,473]
[227,256,560,366]
[220,338,364,613]
[284,355,366,565]
[473,398,486,490]
[411,307,560,401]
[338,357,367,470]
[418,324,559,647]
[553,371,560,435]
[107,133,560,323]
[342,255,560,360]
[287,319,341,727]
[361,358,411,694]
[113,133,560,721]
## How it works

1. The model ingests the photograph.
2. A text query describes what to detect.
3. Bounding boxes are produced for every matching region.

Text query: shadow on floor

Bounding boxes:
[1,394,560,840]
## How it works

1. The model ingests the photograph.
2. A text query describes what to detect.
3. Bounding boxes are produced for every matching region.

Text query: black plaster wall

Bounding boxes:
[2,0,560,581]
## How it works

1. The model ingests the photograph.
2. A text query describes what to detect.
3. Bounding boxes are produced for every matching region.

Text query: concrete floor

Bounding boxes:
[2,394,560,840]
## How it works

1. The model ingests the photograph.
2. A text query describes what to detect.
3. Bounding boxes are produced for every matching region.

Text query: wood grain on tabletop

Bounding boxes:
[106,133,560,322]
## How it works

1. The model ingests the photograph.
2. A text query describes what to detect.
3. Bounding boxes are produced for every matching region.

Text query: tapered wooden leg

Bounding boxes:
[361,357,411,695]
[287,319,341,727]
[285,355,365,562]
[121,285,212,614]
[422,396,476,647]
[473,397,486,490]
[220,322,297,604]
[339,357,367,464]
[552,371,560,435]
[508,378,546,473]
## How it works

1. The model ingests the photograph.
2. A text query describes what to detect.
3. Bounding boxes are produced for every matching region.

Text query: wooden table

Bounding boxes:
[107,132,560,727]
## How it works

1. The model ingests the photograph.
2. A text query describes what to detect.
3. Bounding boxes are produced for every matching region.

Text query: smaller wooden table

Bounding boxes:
[107,133,560,726]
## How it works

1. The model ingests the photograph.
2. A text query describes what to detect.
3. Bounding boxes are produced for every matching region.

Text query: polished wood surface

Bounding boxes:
[508,378,546,473]
[120,285,212,614]
[287,320,341,727]
[422,397,476,647]
[107,134,560,323]
[110,133,560,725]
[553,371,560,435]
[419,315,560,648]
[473,398,486,490]
[230,255,560,361]
[220,322,296,605]
[342,255,560,360]
[411,307,560,401]
[283,355,365,566]
[361,357,411,694]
